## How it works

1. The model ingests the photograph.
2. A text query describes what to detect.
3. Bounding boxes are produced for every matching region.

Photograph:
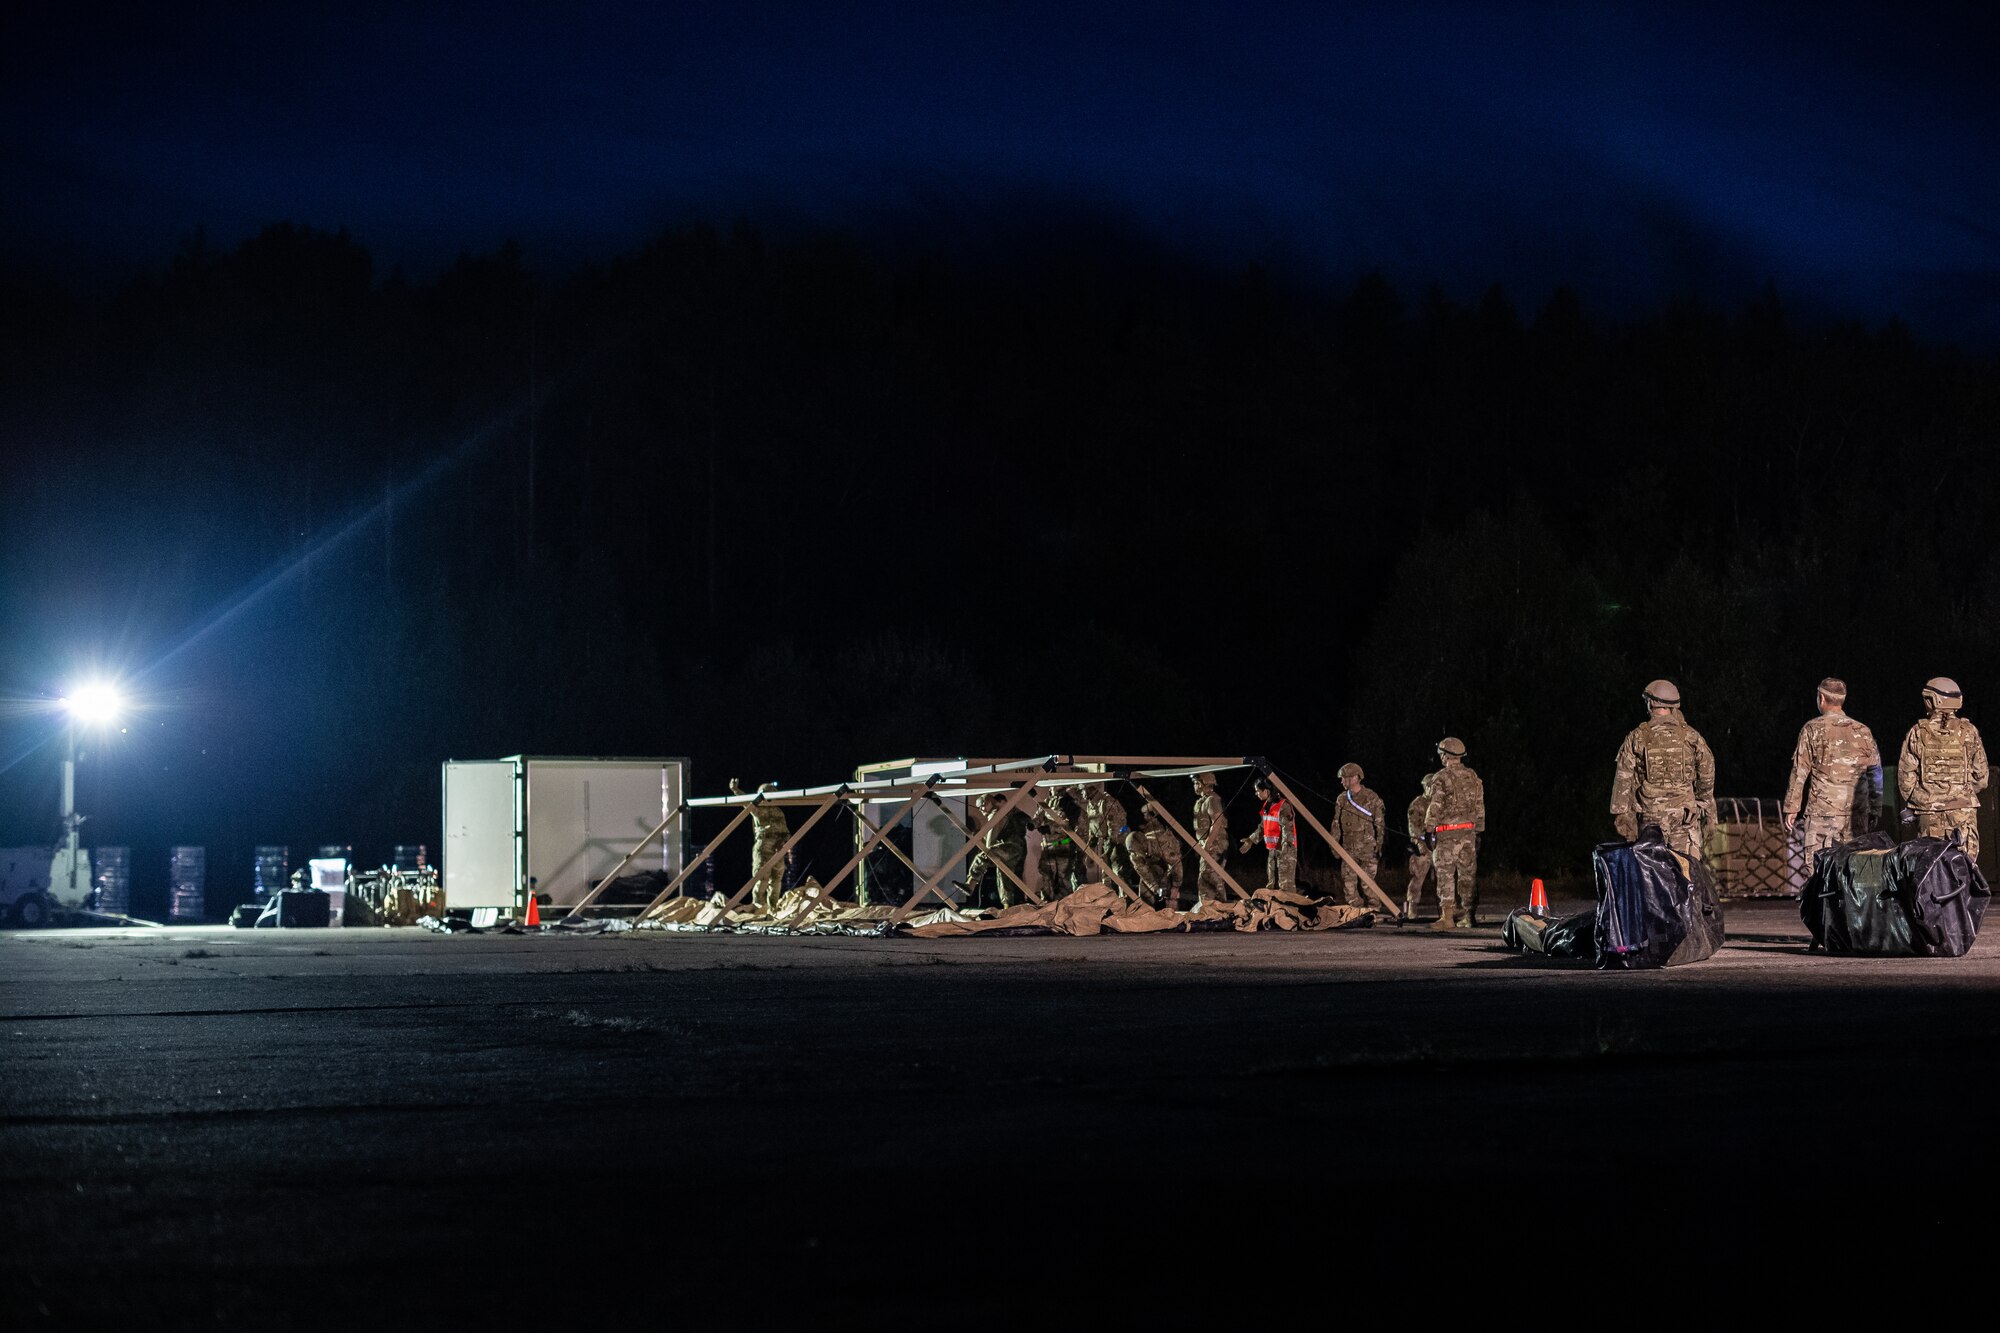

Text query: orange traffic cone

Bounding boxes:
[524,894,542,927]
[1528,877,1549,916]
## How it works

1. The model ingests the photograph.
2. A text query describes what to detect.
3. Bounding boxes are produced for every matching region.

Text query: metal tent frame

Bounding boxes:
[561,756,1399,924]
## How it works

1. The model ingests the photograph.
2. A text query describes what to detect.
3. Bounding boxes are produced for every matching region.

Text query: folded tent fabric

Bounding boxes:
[899,882,1377,938]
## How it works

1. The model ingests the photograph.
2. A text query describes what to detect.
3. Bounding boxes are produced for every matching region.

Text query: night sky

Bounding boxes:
[3,2,1998,913]
[6,3,1996,338]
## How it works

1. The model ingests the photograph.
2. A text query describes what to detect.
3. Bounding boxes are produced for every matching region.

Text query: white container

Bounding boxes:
[441,756,687,913]
[309,858,348,925]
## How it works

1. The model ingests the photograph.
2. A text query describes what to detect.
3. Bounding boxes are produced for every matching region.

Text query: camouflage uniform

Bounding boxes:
[1084,785,1134,888]
[1899,707,1989,862]
[1404,780,1434,917]
[1783,709,1883,875]
[1124,812,1185,909]
[1031,792,1081,899]
[1610,710,1717,862]
[1240,792,1298,894]
[1191,776,1233,905]
[966,798,1031,908]
[743,786,791,915]
[1332,780,1388,909]
[1423,758,1485,928]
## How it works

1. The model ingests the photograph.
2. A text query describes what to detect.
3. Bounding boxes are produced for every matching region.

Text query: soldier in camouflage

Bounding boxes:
[1083,783,1134,888]
[1239,774,1298,894]
[1190,771,1233,906]
[1898,677,1989,861]
[1609,680,1717,862]
[1404,775,1434,920]
[1782,676,1883,875]
[731,778,792,915]
[1124,804,1185,909]
[1332,762,1388,911]
[1422,739,1486,929]
[965,791,1031,909]
[1031,788,1081,899]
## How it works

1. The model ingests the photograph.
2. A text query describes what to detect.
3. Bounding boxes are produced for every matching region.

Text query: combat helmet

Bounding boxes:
[1642,679,1681,708]
[1435,737,1466,758]
[1338,762,1363,781]
[1192,771,1218,788]
[1923,676,1964,713]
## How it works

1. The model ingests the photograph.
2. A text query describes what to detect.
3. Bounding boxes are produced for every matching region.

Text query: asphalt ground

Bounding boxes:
[4,900,1996,1328]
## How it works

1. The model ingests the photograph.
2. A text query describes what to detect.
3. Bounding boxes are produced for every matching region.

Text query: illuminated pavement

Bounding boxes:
[4,903,1994,1326]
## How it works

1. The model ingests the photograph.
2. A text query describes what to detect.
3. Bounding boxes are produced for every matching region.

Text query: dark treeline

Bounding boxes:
[2,220,1996,911]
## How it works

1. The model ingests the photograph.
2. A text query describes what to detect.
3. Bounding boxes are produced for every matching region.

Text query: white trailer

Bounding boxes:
[441,756,688,913]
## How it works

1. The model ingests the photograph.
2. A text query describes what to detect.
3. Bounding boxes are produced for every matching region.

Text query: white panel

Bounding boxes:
[524,761,678,906]
[912,795,969,901]
[443,761,520,910]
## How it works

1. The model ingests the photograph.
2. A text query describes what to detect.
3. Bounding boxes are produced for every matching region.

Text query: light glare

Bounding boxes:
[63,682,123,724]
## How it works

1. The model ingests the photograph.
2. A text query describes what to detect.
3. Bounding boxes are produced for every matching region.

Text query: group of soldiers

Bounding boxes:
[727,672,1984,922]
[962,745,1491,930]
[1613,674,1989,873]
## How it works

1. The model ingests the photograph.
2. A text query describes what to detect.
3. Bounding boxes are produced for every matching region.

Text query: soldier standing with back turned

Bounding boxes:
[966,791,1030,909]
[1084,783,1134,889]
[1404,774,1434,920]
[731,778,791,915]
[1898,677,1989,860]
[1609,679,1716,862]
[1422,739,1485,929]
[1031,789,1080,900]
[1190,771,1233,906]
[1781,676,1883,876]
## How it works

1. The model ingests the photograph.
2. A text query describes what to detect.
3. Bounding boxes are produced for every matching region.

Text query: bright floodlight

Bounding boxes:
[63,682,123,724]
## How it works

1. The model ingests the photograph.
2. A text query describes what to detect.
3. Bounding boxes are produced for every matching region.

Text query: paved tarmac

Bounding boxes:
[4,901,1995,1327]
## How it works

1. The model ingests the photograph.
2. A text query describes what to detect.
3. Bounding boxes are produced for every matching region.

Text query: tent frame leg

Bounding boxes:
[1260,769,1401,916]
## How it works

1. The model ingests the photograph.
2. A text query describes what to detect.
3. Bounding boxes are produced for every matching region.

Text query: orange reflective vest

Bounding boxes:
[1260,799,1287,849]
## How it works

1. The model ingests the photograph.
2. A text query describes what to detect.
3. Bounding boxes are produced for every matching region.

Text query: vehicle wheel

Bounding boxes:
[13,893,49,928]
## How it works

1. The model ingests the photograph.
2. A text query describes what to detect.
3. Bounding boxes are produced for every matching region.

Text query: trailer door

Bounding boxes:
[443,760,520,910]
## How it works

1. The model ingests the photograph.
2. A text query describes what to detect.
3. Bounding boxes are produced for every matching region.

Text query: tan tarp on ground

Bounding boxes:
[901,883,1377,938]
[637,880,897,932]
[632,880,1377,936]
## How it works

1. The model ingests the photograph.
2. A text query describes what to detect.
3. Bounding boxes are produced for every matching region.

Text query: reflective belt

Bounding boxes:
[1435,822,1476,832]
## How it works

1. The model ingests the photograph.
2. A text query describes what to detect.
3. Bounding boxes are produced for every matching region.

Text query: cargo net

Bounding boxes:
[1706,797,1805,898]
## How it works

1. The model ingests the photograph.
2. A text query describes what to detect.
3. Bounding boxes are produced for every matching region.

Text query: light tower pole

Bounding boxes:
[61,720,83,901]
[56,682,121,908]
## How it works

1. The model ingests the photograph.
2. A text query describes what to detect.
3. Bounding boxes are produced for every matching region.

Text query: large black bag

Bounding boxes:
[1591,830,1725,969]
[1897,837,1990,956]
[1803,834,1989,957]
[1501,831,1723,968]
[1500,908,1596,959]
[1800,833,1903,954]
[255,889,331,928]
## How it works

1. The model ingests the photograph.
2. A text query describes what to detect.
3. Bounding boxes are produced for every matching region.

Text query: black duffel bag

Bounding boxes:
[1501,908,1597,959]
[1502,828,1724,968]
[1804,834,1989,957]
[1897,837,1990,956]
[1591,828,1725,969]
